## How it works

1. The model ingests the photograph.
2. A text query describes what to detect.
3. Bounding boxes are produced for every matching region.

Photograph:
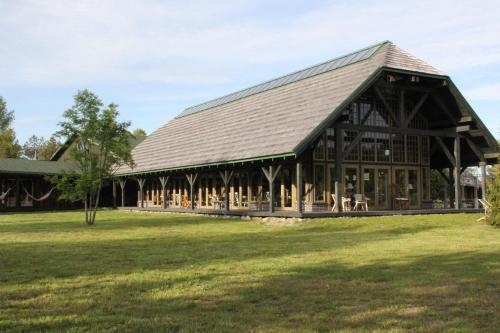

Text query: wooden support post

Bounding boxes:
[448,167,454,208]
[296,161,303,212]
[112,180,117,208]
[480,162,487,200]
[262,165,282,213]
[399,88,405,128]
[137,178,145,208]
[159,176,169,209]
[186,173,198,210]
[119,179,126,207]
[335,126,343,212]
[15,177,20,209]
[474,181,478,209]
[218,170,233,212]
[454,136,461,209]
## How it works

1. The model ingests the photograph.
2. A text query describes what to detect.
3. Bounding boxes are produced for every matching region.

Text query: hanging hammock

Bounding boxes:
[0,187,12,201]
[23,187,55,202]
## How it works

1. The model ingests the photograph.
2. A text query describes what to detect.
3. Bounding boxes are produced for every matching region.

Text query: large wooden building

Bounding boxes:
[114,42,498,216]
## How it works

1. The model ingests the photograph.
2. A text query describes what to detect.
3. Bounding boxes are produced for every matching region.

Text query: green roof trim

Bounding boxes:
[0,158,78,175]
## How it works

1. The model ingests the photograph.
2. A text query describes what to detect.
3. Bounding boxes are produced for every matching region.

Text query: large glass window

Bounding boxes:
[314,164,325,202]
[376,133,391,162]
[363,168,375,202]
[361,132,376,161]
[392,134,405,163]
[421,136,430,164]
[407,135,419,164]
[313,135,325,160]
[344,167,358,199]
[326,128,335,161]
[343,130,359,161]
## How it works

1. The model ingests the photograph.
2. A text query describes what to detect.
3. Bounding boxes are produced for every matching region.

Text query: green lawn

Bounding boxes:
[0,211,499,332]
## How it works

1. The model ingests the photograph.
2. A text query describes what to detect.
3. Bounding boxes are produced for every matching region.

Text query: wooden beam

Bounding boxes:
[458,116,473,123]
[337,124,456,138]
[464,137,485,162]
[480,162,487,200]
[296,161,302,212]
[186,173,198,210]
[119,179,126,207]
[454,136,461,209]
[374,86,399,126]
[112,180,117,208]
[218,170,233,211]
[469,129,483,137]
[262,165,282,213]
[343,131,364,157]
[404,92,429,127]
[399,88,405,128]
[484,152,500,159]
[359,105,374,125]
[435,136,456,166]
[137,178,146,208]
[456,125,471,133]
[159,176,169,208]
[431,93,456,124]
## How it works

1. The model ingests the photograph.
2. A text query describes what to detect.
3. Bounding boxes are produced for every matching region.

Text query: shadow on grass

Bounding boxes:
[2,251,499,332]
[0,221,438,284]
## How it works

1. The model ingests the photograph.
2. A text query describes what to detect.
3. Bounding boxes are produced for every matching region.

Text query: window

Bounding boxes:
[361,132,376,161]
[314,164,325,202]
[421,136,430,164]
[392,134,405,163]
[376,133,391,162]
[343,130,359,161]
[326,128,335,161]
[407,135,419,163]
[313,135,325,160]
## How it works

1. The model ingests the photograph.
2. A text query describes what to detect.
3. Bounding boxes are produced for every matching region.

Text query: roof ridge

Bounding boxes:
[177,41,390,118]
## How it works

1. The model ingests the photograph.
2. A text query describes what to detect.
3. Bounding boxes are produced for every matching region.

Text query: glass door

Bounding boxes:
[377,168,390,209]
[392,167,420,209]
[362,167,375,208]
[408,168,420,209]
[362,166,390,210]
[342,165,359,206]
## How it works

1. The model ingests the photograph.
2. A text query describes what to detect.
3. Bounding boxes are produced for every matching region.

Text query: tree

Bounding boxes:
[0,96,21,158]
[0,96,14,131]
[0,129,21,158]
[22,134,45,160]
[132,128,146,138]
[39,136,62,160]
[51,90,134,225]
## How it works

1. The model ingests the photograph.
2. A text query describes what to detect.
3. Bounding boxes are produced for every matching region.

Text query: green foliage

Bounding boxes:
[38,136,62,160]
[0,128,21,158]
[22,134,45,160]
[0,96,14,131]
[132,128,147,138]
[0,96,21,158]
[486,165,499,226]
[51,90,133,225]
[430,169,446,200]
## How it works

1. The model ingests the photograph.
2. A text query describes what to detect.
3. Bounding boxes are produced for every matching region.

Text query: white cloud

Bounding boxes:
[464,84,500,100]
[2,0,500,87]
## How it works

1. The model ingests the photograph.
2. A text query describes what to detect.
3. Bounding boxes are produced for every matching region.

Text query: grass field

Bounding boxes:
[0,211,499,332]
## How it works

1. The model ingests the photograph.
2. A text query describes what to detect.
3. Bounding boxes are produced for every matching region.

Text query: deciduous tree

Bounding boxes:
[51,90,133,225]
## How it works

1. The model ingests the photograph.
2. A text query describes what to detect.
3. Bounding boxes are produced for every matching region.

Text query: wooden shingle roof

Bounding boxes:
[116,42,445,175]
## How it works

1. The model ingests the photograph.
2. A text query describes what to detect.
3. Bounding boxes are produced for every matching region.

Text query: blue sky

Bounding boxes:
[1,0,499,143]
